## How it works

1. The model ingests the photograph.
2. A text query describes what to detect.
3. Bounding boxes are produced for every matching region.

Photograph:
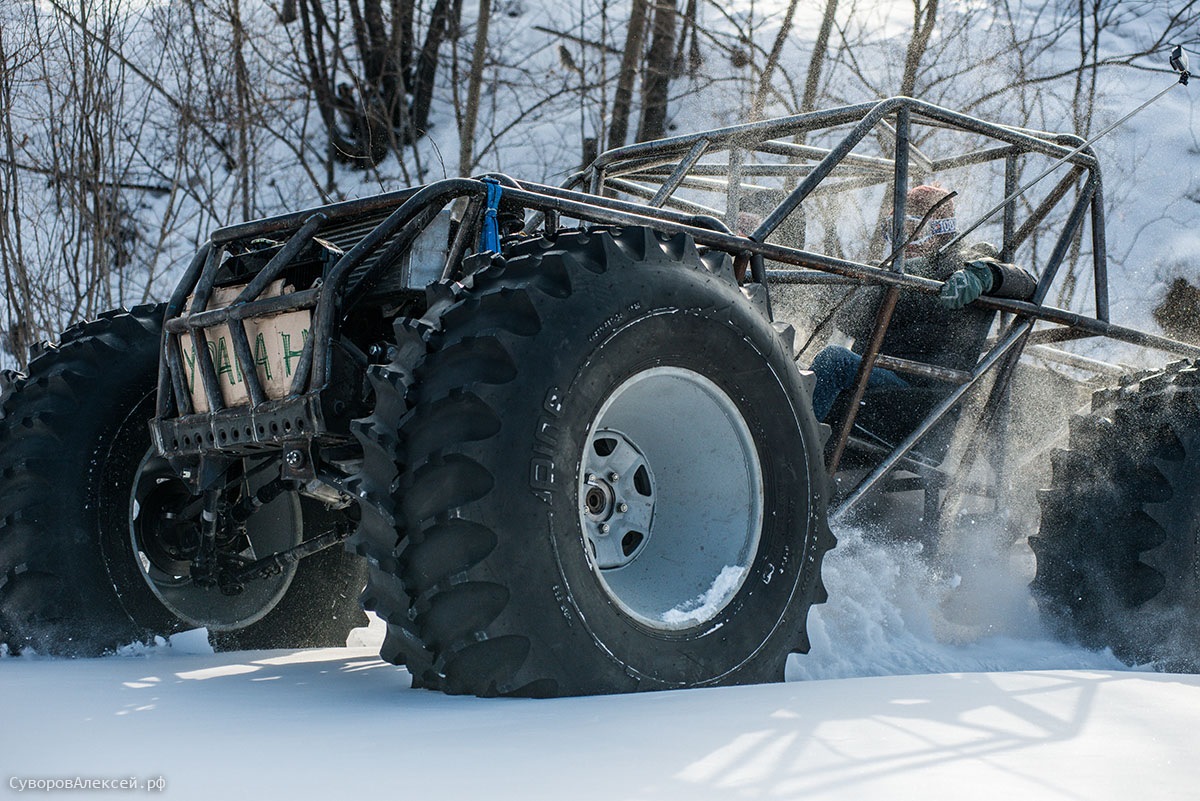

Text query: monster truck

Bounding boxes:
[2,91,1197,691]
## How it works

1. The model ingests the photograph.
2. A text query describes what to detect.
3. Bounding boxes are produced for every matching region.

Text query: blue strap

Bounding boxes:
[479,178,503,254]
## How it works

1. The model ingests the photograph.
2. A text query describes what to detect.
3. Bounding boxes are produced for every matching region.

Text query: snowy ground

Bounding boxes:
[4,525,1193,801]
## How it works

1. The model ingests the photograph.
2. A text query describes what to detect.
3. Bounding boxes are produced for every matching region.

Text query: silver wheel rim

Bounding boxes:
[129,452,300,632]
[579,366,764,631]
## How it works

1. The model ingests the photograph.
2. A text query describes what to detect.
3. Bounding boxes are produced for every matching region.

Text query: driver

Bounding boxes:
[809,184,1037,421]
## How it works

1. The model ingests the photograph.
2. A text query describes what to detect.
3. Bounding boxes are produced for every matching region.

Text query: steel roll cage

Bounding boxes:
[155,96,1200,510]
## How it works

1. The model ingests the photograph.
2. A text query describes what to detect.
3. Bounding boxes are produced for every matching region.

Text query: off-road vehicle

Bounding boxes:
[3,85,1197,693]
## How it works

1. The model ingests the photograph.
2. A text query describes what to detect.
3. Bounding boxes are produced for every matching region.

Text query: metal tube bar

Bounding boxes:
[520,178,726,227]
[931,145,1019,173]
[912,106,1096,167]
[1032,176,1095,305]
[650,139,710,207]
[607,178,725,216]
[1027,344,1127,376]
[754,139,895,172]
[826,106,911,476]
[765,269,861,284]
[472,184,1200,359]
[832,319,1035,520]
[287,330,315,397]
[189,246,225,413]
[165,288,321,334]
[591,102,880,171]
[232,213,327,304]
[936,321,1032,525]
[211,187,419,244]
[160,247,217,419]
[1002,154,1018,262]
[879,117,934,175]
[725,147,744,230]
[165,243,212,320]
[753,98,906,243]
[1027,327,1097,345]
[874,354,971,384]
[1091,173,1110,321]
[623,173,774,197]
[189,243,223,314]
[156,339,175,418]
[190,327,224,413]
[603,155,692,180]
[890,107,911,268]
[637,163,822,178]
[229,320,266,407]
[158,244,212,418]
[443,196,484,280]
[826,287,900,476]
[165,333,193,417]
[593,99,1093,200]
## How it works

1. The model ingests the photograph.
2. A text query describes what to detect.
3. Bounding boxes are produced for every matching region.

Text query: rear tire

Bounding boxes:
[360,227,834,697]
[0,306,367,655]
[1031,360,1200,668]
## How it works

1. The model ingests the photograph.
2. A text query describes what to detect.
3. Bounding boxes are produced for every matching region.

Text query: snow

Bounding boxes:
[661,564,747,627]
[3,526,1185,800]
[3,649,1196,799]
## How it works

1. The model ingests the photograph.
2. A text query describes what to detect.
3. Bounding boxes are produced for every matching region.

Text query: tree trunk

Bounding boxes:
[801,0,838,113]
[607,0,649,150]
[900,0,937,97]
[458,0,491,174]
[637,0,677,142]
[410,0,456,137]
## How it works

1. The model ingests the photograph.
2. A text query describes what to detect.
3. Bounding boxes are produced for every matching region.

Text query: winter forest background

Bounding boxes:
[1,0,1198,369]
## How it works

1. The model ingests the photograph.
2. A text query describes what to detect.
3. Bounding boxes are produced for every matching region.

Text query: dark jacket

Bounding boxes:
[837,243,1037,375]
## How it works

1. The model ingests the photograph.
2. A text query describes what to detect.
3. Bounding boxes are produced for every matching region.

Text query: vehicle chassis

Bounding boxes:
[151,96,1200,526]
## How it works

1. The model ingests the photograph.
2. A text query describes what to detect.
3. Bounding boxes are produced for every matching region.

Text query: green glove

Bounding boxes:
[939,260,995,309]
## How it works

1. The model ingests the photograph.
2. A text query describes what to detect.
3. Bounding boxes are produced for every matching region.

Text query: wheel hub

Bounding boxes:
[580,432,656,570]
[129,451,300,630]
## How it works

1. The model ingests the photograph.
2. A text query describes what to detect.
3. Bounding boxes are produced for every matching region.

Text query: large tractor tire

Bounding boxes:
[1030,359,1200,668]
[0,306,367,656]
[353,227,835,697]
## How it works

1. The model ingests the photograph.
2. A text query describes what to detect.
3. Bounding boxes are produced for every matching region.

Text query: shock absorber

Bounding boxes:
[190,488,224,588]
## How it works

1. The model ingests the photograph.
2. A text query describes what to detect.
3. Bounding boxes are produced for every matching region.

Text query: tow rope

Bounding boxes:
[479,177,503,253]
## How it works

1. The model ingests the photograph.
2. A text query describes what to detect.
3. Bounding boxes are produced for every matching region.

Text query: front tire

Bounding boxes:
[1031,360,1200,668]
[0,306,367,655]
[361,228,834,697]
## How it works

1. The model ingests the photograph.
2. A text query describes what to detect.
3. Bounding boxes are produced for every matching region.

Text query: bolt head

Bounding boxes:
[585,473,596,484]
[618,503,628,513]
[599,523,610,535]
[285,449,306,468]
[609,472,620,482]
